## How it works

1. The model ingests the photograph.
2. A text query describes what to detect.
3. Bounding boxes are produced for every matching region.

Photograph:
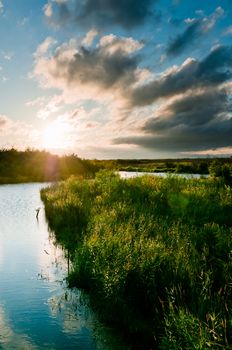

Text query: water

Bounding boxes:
[119,171,209,179]
[0,183,124,350]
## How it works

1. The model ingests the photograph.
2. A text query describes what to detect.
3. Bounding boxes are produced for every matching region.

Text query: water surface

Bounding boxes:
[0,183,124,350]
[119,171,209,179]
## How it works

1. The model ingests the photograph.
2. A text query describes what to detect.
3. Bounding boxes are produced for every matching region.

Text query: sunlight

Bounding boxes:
[42,121,71,151]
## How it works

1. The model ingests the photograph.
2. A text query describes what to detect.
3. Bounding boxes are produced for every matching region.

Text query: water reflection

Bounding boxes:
[0,183,126,350]
[119,171,209,179]
[0,304,37,349]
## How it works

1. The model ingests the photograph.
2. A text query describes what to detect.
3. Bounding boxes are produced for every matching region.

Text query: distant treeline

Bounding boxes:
[92,157,232,184]
[0,148,231,184]
[0,148,99,184]
[93,157,232,175]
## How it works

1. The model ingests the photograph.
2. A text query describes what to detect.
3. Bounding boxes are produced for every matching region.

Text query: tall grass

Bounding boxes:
[41,171,232,349]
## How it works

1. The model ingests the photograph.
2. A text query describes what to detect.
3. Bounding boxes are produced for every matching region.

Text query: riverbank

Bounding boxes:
[1,148,231,185]
[0,182,128,350]
[41,172,232,349]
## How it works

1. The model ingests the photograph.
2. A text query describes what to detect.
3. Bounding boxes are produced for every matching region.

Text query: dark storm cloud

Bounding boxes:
[167,20,202,56]
[69,46,138,88]
[130,45,232,107]
[113,124,232,152]
[143,89,231,132]
[114,88,232,152]
[114,44,232,153]
[166,7,224,56]
[197,45,232,83]
[49,0,157,29]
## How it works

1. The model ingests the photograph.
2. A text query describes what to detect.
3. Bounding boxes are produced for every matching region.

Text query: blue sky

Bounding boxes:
[0,0,232,158]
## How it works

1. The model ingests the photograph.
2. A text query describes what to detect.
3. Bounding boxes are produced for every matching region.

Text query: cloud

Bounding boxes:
[0,305,37,350]
[25,96,46,107]
[81,29,98,47]
[1,51,14,60]
[0,115,9,130]
[33,36,232,156]
[114,87,232,153]
[26,95,63,119]
[34,37,57,58]
[0,65,7,83]
[118,43,232,154]
[143,89,231,132]
[0,1,4,14]
[44,0,157,29]
[181,147,232,157]
[18,17,29,26]
[223,25,232,36]
[43,2,53,18]
[130,45,232,107]
[167,7,224,56]
[37,96,63,120]
[167,20,202,55]
[33,35,143,101]
[32,13,232,157]
[0,116,41,150]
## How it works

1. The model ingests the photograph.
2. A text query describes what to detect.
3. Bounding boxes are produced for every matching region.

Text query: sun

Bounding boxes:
[42,121,71,151]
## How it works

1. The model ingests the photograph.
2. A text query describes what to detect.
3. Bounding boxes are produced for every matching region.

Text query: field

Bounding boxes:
[41,172,232,349]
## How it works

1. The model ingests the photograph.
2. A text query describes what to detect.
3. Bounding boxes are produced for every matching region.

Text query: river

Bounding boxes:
[119,171,209,179]
[0,183,125,350]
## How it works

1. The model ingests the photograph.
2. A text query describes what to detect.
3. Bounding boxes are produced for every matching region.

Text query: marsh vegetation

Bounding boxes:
[41,172,232,349]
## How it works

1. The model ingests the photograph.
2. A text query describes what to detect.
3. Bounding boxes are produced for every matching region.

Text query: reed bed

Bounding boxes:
[41,172,232,349]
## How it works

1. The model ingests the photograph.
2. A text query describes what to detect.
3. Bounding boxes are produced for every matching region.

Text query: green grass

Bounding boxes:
[41,171,232,349]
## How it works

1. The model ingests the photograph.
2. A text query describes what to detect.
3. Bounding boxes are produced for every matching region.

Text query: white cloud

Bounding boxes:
[202,6,224,32]
[29,95,63,120]
[35,37,57,58]
[223,25,232,36]
[99,34,144,54]
[0,51,14,60]
[44,0,67,19]
[25,96,46,107]
[0,1,4,14]
[4,52,13,60]
[184,18,196,24]
[82,29,98,47]
[43,2,53,18]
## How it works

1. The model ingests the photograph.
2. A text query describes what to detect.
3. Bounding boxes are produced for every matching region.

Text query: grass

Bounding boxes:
[41,171,232,349]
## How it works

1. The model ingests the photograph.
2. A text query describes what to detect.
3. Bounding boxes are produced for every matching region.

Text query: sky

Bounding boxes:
[0,0,232,159]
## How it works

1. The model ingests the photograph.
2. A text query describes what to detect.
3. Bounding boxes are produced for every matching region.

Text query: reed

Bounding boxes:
[41,171,232,349]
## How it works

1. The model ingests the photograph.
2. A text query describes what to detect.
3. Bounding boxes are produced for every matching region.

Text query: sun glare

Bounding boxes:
[42,121,71,151]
